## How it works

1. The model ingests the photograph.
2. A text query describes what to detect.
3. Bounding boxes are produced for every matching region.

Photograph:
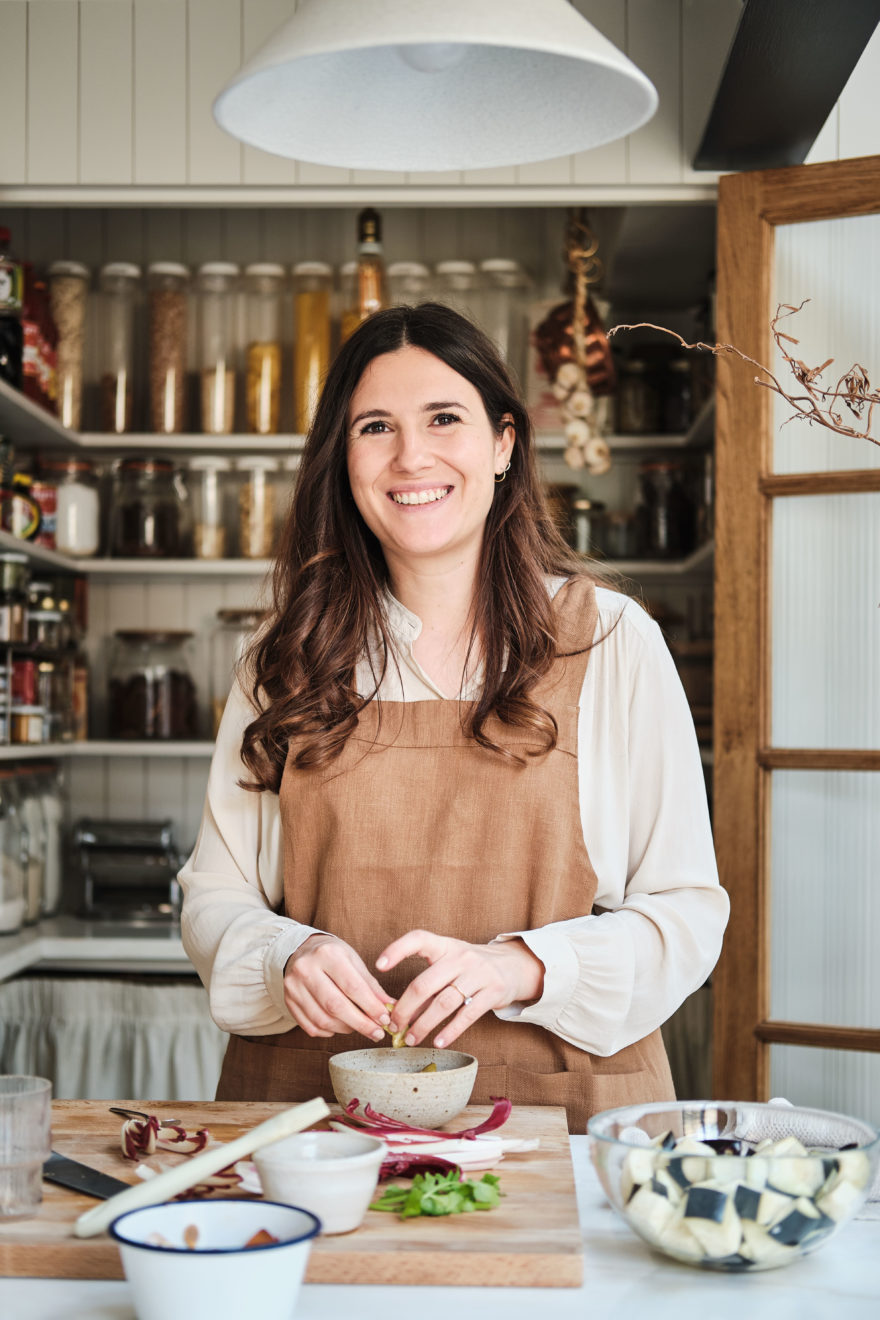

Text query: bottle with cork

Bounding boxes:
[341,208,387,343]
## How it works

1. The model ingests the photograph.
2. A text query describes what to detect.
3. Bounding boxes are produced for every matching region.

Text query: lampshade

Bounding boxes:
[213,0,658,172]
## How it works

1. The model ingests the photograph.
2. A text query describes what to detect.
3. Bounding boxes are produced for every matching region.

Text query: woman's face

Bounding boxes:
[346,345,514,578]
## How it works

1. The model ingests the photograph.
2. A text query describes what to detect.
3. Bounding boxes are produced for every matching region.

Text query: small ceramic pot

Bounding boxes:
[253,1129,385,1234]
[329,1046,477,1127]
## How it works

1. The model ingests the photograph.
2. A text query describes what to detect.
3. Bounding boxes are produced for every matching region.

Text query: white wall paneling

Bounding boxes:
[241,0,298,186]
[187,0,243,185]
[26,0,79,185]
[627,0,682,185]
[79,0,134,185]
[133,0,188,185]
[0,2,28,185]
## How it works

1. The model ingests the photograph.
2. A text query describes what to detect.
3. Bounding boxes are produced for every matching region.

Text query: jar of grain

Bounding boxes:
[388,261,432,306]
[236,455,279,559]
[197,262,239,434]
[98,262,141,433]
[47,260,89,430]
[148,262,189,434]
[244,263,284,435]
[292,261,331,435]
[187,456,232,559]
[38,456,100,558]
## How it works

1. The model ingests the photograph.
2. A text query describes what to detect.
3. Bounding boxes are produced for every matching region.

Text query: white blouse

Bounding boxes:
[178,583,729,1057]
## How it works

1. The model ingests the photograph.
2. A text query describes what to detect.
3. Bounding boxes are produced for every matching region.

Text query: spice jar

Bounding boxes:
[292,261,332,435]
[99,262,141,433]
[210,607,266,736]
[188,456,232,559]
[388,261,432,307]
[110,456,188,558]
[0,770,26,933]
[245,263,284,435]
[39,456,100,557]
[479,258,529,384]
[148,262,189,434]
[109,630,198,739]
[27,608,63,651]
[0,550,29,644]
[636,459,696,559]
[47,260,89,430]
[236,456,279,559]
[10,706,46,745]
[616,359,660,435]
[433,260,482,324]
[197,262,239,434]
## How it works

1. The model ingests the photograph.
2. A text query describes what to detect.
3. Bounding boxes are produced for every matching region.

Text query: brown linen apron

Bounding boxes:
[216,576,674,1130]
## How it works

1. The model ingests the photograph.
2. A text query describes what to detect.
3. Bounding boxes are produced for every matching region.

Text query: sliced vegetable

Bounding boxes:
[371,1170,502,1219]
[339,1095,512,1142]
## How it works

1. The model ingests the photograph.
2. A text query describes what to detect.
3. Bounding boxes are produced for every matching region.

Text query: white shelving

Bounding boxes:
[0,740,214,761]
[85,559,270,578]
[592,540,714,578]
[0,379,78,453]
[79,433,306,454]
[536,397,715,453]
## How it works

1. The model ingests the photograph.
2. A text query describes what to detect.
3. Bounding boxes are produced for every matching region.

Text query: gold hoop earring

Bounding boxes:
[494,461,511,484]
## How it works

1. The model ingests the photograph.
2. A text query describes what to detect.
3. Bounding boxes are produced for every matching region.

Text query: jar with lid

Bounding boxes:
[99,262,141,433]
[47,260,89,430]
[110,456,189,557]
[663,358,694,434]
[276,454,300,540]
[571,497,606,557]
[616,359,660,435]
[479,259,529,384]
[197,262,239,434]
[38,456,100,557]
[236,456,279,559]
[292,261,332,435]
[148,262,189,434]
[433,260,482,324]
[210,607,266,736]
[636,459,696,559]
[388,261,432,307]
[109,630,198,739]
[338,260,359,344]
[245,263,284,435]
[33,764,63,916]
[37,658,73,742]
[188,456,232,559]
[0,770,26,933]
[10,705,45,745]
[18,770,46,924]
[0,550,29,644]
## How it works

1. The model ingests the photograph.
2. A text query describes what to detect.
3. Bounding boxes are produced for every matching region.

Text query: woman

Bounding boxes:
[179,302,728,1130]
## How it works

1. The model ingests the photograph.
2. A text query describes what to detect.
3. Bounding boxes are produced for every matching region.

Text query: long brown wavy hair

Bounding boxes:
[240,301,590,792]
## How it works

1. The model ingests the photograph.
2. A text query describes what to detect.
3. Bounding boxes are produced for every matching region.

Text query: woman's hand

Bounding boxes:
[283,933,392,1041]
[376,930,545,1049]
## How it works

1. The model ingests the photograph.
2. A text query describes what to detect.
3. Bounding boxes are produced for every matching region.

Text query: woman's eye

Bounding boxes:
[358,419,390,435]
[433,412,461,426]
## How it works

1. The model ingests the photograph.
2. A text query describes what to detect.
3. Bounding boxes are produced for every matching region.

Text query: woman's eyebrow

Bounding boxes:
[349,400,471,427]
[350,407,392,426]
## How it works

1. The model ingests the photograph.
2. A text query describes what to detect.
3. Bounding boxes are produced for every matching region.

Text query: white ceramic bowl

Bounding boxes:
[329,1046,477,1128]
[588,1100,880,1272]
[110,1197,320,1320]
[254,1129,385,1234]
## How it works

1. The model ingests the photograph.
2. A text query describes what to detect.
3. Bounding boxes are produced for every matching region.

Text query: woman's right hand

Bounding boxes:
[283,933,392,1041]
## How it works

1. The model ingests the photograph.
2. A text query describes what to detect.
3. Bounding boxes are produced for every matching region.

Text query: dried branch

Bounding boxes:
[608,301,879,448]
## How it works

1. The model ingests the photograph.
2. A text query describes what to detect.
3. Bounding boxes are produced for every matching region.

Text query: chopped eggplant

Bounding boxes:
[621,1146,658,1201]
[733,1183,762,1221]
[766,1156,825,1199]
[767,1196,833,1248]
[657,1207,706,1262]
[684,1185,729,1224]
[625,1184,677,1241]
[837,1149,872,1190]
[651,1168,683,1204]
[665,1155,709,1189]
[740,1220,799,1267]
[743,1156,770,1190]
[681,1188,741,1259]
[755,1189,795,1228]
[816,1175,865,1222]
[703,1138,750,1157]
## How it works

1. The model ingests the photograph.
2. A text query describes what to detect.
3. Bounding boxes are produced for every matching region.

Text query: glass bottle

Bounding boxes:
[292,261,332,435]
[236,456,279,559]
[188,456,232,559]
[338,261,359,344]
[244,263,284,435]
[110,457,189,558]
[197,262,239,434]
[148,262,189,434]
[98,262,141,433]
[388,261,432,306]
[48,260,89,430]
[340,208,386,343]
[210,607,266,736]
[109,630,198,739]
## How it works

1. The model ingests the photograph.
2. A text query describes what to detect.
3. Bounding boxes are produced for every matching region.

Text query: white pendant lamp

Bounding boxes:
[213,0,657,172]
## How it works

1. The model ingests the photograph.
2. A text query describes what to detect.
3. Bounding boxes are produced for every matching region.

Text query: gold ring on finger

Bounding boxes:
[453,983,475,1006]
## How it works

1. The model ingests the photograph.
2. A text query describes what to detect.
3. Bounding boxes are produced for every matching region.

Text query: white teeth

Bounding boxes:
[391,487,450,505]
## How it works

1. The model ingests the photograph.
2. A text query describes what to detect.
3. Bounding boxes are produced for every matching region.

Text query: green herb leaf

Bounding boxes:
[371,1170,504,1220]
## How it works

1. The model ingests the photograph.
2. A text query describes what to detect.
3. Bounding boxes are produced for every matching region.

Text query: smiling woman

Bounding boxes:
[178,303,729,1132]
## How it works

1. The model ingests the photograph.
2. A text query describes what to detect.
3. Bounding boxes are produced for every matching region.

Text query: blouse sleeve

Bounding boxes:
[177,678,324,1035]
[493,593,729,1056]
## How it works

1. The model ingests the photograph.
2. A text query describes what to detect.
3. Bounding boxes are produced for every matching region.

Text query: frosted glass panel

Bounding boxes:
[770,1045,880,1127]
[771,493,880,748]
[774,214,880,474]
[770,770,879,1030]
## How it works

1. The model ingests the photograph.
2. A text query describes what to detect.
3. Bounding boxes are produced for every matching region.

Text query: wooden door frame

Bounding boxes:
[712,154,880,1099]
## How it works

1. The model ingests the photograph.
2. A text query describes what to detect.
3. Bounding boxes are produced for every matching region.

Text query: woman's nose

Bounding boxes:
[390,425,431,470]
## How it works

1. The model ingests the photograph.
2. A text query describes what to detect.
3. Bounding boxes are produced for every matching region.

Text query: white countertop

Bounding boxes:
[0,1139,877,1319]
[0,916,191,980]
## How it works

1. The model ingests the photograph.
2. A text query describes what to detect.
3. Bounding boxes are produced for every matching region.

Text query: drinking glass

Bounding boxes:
[0,1075,51,1218]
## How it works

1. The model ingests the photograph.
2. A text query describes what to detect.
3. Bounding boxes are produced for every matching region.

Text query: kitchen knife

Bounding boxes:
[44,1150,132,1200]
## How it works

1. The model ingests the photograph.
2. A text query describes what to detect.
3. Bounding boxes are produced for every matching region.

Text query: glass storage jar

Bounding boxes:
[188,456,232,559]
[39,456,100,557]
[0,550,29,644]
[479,259,529,385]
[635,459,696,559]
[387,261,432,306]
[148,262,189,434]
[338,260,359,344]
[33,763,63,916]
[210,607,266,736]
[99,261,141,433]
[108,630,198,740]
[616,359,660,435]
[10,705,46,745]
[292,261,332,435]
[433,260,482,324]
[663,357,694,434]
[111,456,189,557]
[236,456,279,559]
[0,770,26,933]
[245,263,284,435]
[47,260,89,430]
[18,770,46,924]
[197,262,239,434]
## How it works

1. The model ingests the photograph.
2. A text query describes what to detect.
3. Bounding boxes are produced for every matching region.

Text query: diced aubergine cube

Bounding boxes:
[658,1207,706,1262]
[703,1138,750,1157]
[682,1187,742,1259]
[763,1136,809,1159]
[733,1183,762,1221]
[754,1189,795,1227]
[621,1146,657,1201]
[740,1220,799,1267]
[743,1156,770,1190]
[666,1155,709,1189]
[684,1185,729,1224]
[651,1168,683,1203]
[836,1149,872,1191]
[767,1196,833,1248]
[766,1156,825,1198]
[816,1175,865,1222]
[625,1185,677,1241]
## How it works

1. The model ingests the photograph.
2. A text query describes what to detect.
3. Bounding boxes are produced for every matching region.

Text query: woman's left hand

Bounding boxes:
[376,929,545,1049]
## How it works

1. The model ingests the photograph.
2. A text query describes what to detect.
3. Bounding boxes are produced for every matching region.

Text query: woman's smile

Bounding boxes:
[388,485,453,507]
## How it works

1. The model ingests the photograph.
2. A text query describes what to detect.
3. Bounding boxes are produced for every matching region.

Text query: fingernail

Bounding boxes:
[388,1021,398,1033]
[405,1033,416,1046]
[434,1036,446,1048]
[380,1013,391,1026]
[371,1029,384,1042]
[376,956,388,969]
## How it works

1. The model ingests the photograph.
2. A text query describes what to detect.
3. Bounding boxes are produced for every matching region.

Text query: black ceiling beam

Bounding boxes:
[693,0,880,171]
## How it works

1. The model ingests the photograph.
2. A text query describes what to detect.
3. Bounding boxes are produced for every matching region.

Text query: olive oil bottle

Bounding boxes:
[341,207,387,342]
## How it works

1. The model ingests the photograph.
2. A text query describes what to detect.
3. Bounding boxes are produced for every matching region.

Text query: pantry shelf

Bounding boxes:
[589,539,714,577]
[536,398,715,453]
[78,433,307,455]
[0,530,80,573]
[69,741,215,758]
[0,379,79,454]
[83,558,271,577]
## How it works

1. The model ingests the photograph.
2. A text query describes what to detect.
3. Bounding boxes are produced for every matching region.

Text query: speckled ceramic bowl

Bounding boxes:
[329,1047,477,1127]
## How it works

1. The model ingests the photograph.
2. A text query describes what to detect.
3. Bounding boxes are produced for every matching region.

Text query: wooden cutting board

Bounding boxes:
[0,1100,583,1287]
